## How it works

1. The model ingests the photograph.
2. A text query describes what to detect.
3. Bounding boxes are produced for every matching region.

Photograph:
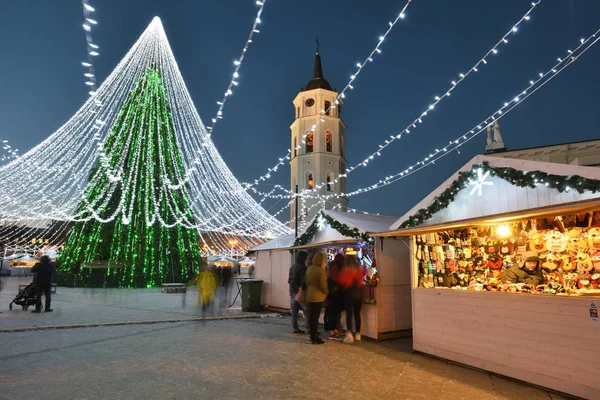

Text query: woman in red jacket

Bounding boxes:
[338,255,365,344]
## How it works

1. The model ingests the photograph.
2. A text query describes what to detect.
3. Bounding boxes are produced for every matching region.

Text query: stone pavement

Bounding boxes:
[0,276,253,331]
[0,277,572,399]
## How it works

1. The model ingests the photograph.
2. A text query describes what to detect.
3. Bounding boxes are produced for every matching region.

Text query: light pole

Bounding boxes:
[228,239,238,259]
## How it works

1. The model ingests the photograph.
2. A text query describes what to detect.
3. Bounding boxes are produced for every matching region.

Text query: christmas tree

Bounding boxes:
[58,66,203,288]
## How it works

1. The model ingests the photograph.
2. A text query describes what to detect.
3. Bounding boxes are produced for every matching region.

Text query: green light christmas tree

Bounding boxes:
[58,66,203,288]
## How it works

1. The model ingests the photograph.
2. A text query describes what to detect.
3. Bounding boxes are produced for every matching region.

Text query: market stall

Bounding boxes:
[252,210,412,340]
[373,155,600,399]
[238,257,256,275]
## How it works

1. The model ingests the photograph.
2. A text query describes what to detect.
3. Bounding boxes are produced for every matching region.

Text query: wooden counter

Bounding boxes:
[412,288,600,399]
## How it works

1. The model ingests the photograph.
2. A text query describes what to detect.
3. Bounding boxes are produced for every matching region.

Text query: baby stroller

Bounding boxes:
[9,281,37,311]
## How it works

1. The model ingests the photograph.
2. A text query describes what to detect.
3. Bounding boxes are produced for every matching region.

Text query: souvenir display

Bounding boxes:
[415,212,600,296]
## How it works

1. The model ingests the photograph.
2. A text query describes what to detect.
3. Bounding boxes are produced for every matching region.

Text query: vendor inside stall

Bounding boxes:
[414,211,600,296]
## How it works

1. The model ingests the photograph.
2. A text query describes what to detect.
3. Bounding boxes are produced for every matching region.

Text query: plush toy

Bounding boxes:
[529,232,546,253]
[590,212,600,228]
[541,253,560,271]
[560,254,576,272]
[485,239,498,255]
[591,273,600,289]
[577,273,592,290]
[563,272,579,291]
[588,228,600,251]
[498,239,514,256]
[545,230,568,252]
[576,252,593,273]
[463,247,472,259]
[566,229,584,253]
[487,254,502,270]
[546,271,564,286]
[591,251,600,273]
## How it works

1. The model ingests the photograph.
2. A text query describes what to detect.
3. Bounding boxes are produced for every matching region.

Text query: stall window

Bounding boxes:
[306,132,314,153]
[326,131,333,153]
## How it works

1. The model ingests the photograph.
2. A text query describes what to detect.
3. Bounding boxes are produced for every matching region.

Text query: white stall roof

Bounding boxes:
[251,211,398,252]
[323,210,398,234]
[250,233,296,252]
[388,154,600,231]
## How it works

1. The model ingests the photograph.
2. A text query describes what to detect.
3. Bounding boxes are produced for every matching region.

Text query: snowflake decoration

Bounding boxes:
[469,168,493,197]
[316,214,327,231]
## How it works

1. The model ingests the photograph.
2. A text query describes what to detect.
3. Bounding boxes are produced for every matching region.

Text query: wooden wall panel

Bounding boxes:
[412,289,600,399]
[270,251,294,309]
[255,251,272,306]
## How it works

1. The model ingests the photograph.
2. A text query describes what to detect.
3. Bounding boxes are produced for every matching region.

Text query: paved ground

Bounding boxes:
[0,277,572,400]
[0,276,252,331]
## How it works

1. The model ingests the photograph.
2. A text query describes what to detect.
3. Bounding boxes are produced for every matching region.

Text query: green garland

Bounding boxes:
[400,161,600,229]
[293,211,373,247]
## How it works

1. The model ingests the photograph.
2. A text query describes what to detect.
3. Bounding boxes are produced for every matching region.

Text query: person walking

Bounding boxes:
[326,254,345,340]
[305,251,329,344]
[288,250,309,334]
[339,255,365,344]
[31,255,54,313]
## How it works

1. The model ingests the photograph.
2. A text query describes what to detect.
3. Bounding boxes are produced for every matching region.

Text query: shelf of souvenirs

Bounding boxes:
[414,211,600,297]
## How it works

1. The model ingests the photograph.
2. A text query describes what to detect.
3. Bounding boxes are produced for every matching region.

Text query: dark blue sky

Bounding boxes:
[1,0,599,222]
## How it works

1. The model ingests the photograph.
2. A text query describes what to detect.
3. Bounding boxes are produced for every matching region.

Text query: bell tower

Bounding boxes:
[289,45,348,231]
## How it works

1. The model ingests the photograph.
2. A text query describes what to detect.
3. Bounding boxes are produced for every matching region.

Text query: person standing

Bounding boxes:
[326,254,345,340]
[288,250,309,334]
[305,251,329,344]
[31,255,54,313]
[339,255,365,344]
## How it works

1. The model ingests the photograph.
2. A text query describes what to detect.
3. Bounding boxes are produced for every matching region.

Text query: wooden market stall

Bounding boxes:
[373,155,600,399]
[252,210,412,340]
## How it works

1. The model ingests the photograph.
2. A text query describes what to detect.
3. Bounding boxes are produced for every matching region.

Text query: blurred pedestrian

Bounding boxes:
[31,255,54,313]
[339,255,365,344]
[288,250,309,334]
[305,251,328,344]
[198,265,217,314]
[326,254,345,340]
[220,265,233,307]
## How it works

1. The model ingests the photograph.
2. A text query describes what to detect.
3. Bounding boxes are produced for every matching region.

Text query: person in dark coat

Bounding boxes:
[31,255,54,313]
[502,251,544,286]
[288,250,309,334]
[326,254,345,340]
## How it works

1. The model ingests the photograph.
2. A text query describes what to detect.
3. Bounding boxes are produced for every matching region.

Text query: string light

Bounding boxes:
[213,0,415,193]
[205,0,268,134]
[314,29,600,199]
[303,0,543,194]
[0,17,290,247]
[81,0,99,95]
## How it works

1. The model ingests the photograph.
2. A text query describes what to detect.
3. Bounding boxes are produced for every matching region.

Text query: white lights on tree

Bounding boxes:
[0,17,290,254]
[469,169,492,197]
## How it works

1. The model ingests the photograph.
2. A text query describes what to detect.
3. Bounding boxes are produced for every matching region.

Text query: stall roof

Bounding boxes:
[322,210,398,233]
[250,233,296,252]
[384,154,600,233]
[252,211,398,252]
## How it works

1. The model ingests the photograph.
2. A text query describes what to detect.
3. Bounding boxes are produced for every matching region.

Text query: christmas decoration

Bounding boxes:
[58,67,203,288]
[469,168,493,196]
[293,212,372,247]
[0,17,290,255]
[401,161,600,228]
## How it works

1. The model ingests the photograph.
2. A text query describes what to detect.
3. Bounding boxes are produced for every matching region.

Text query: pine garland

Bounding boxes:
[400,161,600,228]
[293,212,373,247]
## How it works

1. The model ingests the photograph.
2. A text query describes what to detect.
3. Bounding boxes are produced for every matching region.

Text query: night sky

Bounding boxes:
[1,0,599,223]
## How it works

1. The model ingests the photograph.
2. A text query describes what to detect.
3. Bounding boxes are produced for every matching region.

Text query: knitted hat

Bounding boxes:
[521,251,539,268]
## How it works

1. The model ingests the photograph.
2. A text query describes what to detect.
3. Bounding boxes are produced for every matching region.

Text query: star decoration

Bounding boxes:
[317,214,327,231]
[469,168,493,196]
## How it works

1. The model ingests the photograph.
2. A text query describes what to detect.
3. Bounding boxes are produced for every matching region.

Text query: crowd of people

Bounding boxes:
[289,250,366,345]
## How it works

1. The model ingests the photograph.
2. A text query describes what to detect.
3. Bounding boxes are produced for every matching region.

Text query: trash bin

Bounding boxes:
[240,279,263,312]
